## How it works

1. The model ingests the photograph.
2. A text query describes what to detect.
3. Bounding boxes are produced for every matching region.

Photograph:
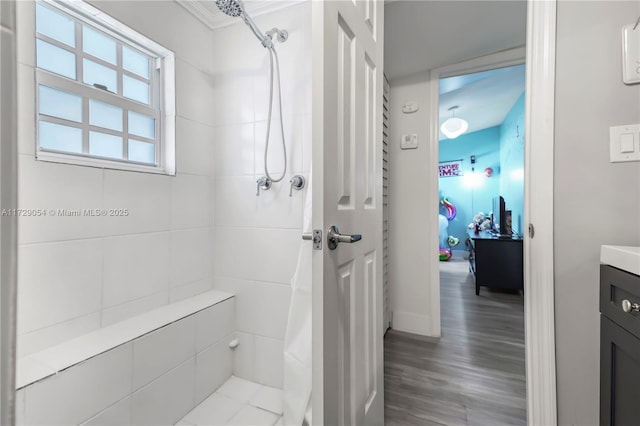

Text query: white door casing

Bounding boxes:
[311,1,384,425]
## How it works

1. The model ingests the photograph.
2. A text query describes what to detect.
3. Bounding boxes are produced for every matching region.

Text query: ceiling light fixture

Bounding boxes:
[441,106,469,139]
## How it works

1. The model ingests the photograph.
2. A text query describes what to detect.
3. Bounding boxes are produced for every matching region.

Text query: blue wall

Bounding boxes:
[499,93,525,236]
[439,127,501,247]
[438,92,526,246]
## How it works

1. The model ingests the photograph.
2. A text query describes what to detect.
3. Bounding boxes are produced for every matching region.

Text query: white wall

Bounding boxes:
[554,1,640,424]
[15,0,216,356]
[210,2,311,389]
[387,72,436,336]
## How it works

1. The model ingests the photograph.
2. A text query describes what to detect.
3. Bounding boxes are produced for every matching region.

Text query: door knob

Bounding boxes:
[621,299,640,313]
[327,225,362,250]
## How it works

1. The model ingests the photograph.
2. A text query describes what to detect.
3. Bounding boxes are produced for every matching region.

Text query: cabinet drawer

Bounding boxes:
[600,265,640,337]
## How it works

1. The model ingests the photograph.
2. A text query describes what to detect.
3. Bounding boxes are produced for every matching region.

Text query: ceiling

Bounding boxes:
[179,0,527,136]
[384,1,527,137]
[384,0,527,82]
[439,64,525,139]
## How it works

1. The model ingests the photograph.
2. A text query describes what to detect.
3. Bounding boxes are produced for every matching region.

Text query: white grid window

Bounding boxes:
[35,0,176,175]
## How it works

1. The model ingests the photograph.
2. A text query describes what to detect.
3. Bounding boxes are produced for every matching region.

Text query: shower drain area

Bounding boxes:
[176,376,283,426]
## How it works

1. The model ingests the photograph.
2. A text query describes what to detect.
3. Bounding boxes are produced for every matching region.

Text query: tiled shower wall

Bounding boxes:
[211,2,312,389]
[15,0,217,357]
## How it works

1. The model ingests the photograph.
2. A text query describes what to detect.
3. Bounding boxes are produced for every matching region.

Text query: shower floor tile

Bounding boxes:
[177,376,283,426]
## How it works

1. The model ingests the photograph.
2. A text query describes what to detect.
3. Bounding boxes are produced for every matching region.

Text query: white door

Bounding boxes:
[311,1,384,425]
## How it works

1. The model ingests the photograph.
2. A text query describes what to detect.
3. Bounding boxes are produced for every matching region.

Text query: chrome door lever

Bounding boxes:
[327,225,362,250]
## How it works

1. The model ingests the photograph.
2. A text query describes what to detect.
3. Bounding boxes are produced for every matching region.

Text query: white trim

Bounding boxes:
[524,0,557,424]
[427,2,558,424]
[33,0,176,175]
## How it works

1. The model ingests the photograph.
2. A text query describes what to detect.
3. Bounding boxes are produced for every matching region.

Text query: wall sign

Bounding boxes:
[439,160,463,177]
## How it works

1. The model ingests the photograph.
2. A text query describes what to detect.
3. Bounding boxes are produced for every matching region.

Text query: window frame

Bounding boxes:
[34,0,176,175]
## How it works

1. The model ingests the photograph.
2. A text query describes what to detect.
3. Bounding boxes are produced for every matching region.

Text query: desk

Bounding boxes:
[467,230,523,295]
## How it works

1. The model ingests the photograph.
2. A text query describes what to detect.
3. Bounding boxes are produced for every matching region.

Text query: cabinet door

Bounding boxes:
[600,316,640,426]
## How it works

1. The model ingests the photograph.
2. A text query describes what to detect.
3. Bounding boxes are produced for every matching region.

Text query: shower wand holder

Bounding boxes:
[256,176,272,196]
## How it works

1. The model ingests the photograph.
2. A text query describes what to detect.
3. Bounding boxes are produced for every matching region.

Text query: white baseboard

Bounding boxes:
[391,310,438,337]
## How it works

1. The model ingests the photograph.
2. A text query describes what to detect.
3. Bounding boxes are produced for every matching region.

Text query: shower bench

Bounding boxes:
[15,290,235,425]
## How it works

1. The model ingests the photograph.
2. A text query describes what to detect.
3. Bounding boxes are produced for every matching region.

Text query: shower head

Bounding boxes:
[214,0,287,48]
[215,0,244,18]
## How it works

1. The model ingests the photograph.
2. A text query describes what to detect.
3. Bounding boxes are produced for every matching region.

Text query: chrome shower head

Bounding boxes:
[215,0,244,18]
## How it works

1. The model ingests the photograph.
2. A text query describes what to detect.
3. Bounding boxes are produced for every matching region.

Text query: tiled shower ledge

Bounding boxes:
[16,290,234,389]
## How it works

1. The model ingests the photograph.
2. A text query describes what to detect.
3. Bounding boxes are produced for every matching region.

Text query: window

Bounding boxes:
[35,0,175,175]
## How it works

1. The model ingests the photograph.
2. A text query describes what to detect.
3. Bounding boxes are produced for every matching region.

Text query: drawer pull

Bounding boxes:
[621,299,640,313]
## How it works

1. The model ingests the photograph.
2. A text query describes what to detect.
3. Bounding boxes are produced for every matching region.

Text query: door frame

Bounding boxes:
[427,1,558,425]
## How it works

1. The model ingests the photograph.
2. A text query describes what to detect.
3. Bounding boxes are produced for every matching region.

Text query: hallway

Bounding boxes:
[384,258,526,425]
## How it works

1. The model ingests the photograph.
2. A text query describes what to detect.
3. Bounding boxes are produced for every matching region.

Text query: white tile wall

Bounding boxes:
[81,397,132,426]
[195,336,234,404]
[171,174,212,230]
[17,312,100,357]
[254,336,284,389]
[102,170,172,236]
[170,229,213,289]
[169,278,213,304]
[176,59,216,127]
[16,63,35,156]
[17,157,106,244]
[213,123,255,177]
[195,298,235,352]
[176,117,214,176]
[131,358,196,426]
[23,343,133,425]
[102,232,171,308]
[132,315,196,390]
[213,278,291,340]
[214,228,301,284]
[101,291,169,327]
[211,1,312,392]
[17,239,103,335]
[233,331,255,381]
[16,0,217,351]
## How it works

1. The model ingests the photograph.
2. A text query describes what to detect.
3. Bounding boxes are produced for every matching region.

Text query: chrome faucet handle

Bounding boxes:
[256,176,272,196]
[289,175,305,197]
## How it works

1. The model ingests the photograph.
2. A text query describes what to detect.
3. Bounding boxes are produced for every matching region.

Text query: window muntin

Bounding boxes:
[34,0,175,174]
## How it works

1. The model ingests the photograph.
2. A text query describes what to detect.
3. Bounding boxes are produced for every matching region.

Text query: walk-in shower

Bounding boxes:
[215,0,291,189]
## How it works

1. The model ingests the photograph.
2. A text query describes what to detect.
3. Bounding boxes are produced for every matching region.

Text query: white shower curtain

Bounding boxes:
[282,172,313,426]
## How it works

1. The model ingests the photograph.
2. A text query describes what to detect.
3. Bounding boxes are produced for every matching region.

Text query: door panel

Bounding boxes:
[312,1,384,425]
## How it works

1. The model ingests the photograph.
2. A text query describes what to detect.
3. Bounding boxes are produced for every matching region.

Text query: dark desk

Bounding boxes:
[467,230,523,295]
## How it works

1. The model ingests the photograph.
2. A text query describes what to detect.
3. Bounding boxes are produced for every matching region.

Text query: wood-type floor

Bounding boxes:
[384,258,526,425]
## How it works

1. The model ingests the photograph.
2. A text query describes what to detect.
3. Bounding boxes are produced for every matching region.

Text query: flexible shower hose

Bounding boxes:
[264,45,287,183]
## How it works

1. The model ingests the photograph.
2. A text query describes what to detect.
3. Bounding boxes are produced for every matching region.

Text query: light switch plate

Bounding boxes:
[401,134,418,150]
[622,25,640,84]
[610,124,640,162]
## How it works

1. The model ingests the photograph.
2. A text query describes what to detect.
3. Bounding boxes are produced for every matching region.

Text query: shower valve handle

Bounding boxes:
[289,175,306,197]
[256,176,272,196]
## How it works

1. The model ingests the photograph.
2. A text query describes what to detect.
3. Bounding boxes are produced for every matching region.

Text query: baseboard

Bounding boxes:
[391,310,438,337]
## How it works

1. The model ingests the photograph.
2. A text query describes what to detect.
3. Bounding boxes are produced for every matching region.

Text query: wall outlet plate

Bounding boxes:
[401,134,418,149]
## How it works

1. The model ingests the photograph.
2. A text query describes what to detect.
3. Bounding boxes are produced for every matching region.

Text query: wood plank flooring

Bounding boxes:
[384,258,526,425]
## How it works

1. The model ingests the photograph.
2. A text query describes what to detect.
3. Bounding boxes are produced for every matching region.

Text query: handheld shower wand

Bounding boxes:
[215,0,290,187]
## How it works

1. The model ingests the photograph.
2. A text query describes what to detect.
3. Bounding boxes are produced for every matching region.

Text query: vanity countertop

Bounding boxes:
[600,245,640,276]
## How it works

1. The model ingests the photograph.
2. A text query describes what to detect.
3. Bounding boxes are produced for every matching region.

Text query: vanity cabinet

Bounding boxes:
[600,264,640,426]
